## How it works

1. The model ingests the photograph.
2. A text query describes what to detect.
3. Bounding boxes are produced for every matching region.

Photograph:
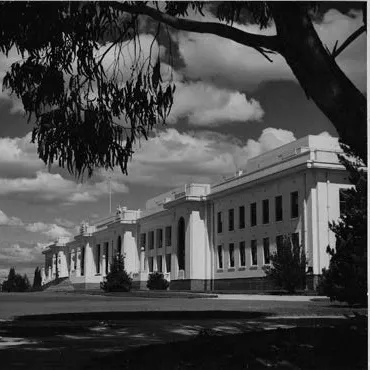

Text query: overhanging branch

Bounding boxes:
[113,2,280,55]
[331,25,366,59]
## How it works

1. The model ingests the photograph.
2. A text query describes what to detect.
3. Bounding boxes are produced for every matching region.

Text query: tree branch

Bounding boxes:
[113,2,280,54]
[331,25,366,59]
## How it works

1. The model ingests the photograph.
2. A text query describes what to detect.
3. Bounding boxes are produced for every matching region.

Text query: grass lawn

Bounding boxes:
[86,322,367,369]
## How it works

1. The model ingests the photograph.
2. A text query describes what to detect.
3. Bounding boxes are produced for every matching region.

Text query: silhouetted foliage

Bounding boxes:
[147,272,169,290]
[0,1,366,177]
[317,145,367,305]
[263,235,307,294]
[100,254,132,292]
[33,266,42,290]
[1,267,31,292]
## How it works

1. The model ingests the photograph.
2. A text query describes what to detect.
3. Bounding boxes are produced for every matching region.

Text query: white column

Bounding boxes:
[52,254,56,278]
[76,247,81,277]
[140,247,145,272]
[48,265,52,281]
[41,267,46,284]
[123,231,136,274]
[84,241,95,277]
[58,250,68,278]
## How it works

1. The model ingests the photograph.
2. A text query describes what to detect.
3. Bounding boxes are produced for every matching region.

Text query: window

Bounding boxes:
[275,195,283,221]
[217,212,223,233]
[339,189,347,215]
[96,244,100,274]
[148,257,154,272]
[276,235,284,252]
[250,202,257,226]
[263,237,270,265]
[229,243,235,268]
[239,241,246,267]
[291,191,299,218]
[217,245,223,269]
[228,209,234,231]
[239,206,245,229]
[165,226,172,246]
[291,232,299,249]
[104,242,109,274]
[140,233,146,250]
[156,228,163,248]
[157,256,162,272]
[262,199,269,224]
[148,231,154,249]
[165,254,171,273]
[251,240,258,266]
[81,247,85,276]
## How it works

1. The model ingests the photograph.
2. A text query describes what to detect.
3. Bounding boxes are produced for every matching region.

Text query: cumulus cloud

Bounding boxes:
[0,209,23,226]
[25,222,72,239]
[103,127,299,187]
[168,81,264,126]
[174,8,365,92]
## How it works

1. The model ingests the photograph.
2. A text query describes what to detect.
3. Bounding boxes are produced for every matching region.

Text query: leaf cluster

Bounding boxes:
[147,271,169,290]
[1,267,31,292]
[0,2,175,178]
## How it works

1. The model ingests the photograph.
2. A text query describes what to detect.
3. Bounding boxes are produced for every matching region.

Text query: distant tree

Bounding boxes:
[1,267,31,292]
[33,267,42,290]
[147,272,169,290]
[318,145,367,306]
[0,2,366,179]
[263,235,307,294]
[101,254,132,292]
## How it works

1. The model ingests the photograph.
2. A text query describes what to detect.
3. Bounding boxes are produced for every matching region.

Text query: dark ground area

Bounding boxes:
[0,292,367,369]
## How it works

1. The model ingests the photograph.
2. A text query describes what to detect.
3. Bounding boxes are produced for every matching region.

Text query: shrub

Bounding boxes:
[1,267,31,292]
[317,145,367,306]
[263,235,307,294]
[100,254,132,292]
[32,267,42,290]
[147,272,169,290]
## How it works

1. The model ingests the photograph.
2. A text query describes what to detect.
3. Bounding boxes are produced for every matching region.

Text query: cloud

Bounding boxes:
[0,133,129,204]
[168,81,264,126]
[0,209,23,226]
[0,241,46,264]
[174,8,365,92]
[25,222,72,239]
[104,127,299,188]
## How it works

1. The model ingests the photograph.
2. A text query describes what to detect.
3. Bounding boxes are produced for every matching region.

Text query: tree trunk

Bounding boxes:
[271,3,367,164]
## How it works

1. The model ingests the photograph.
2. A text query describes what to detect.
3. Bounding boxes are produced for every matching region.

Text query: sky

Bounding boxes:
[0,3,366,281]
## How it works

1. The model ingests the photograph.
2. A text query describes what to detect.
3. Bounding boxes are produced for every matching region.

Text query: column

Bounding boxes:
[41,267,46,285]
[52,254,56,278]
[76,247,81,277]
[48,265,52,281]
[140,247,145,272]
[58,250,68,278]
[102,253,107,276]
[84,241,95,277]
[70,250,75,274]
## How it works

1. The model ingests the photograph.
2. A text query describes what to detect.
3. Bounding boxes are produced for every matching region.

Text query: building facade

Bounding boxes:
[42,135,351,291]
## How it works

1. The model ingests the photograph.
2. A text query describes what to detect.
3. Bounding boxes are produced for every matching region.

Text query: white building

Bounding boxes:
[42,135,351,291]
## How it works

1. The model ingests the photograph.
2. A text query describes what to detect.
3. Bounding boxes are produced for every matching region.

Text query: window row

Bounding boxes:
[217,191,299,233]
[140,226,172,250]
[217,233,299,269]
[147,254,172,273]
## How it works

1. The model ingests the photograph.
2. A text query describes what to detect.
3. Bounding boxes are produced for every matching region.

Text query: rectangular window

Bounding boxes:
[96,244,100,274]
[217,245,223,269]
[165,254,171,273]
[292,232,299,249]
[339,189,347,215]
[291,191,299,218]
[275,195,283,222]
[148,231,154,250]
[140,233,146,250]
[156,228,163,248]
[157,256,162,272]
[263,237,270,265]
[251,240,258,266]
[148,257,154,272]
[81,247,85,276]
[239,241,246,267]
[217,212,223,233]
[276,235,284,252]
[262,199,269,224]
[250,202,257,227]
[229,243,235,268]
[165,226,172,246]
[239,206,245,229]
[228,209,234,231]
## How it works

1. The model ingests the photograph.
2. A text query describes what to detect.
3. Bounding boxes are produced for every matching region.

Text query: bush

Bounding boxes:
[263,235,307,294]
[100,254,132,292]
[147,272,169,290]
[1,267,31,292]
[317,145,367,306]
